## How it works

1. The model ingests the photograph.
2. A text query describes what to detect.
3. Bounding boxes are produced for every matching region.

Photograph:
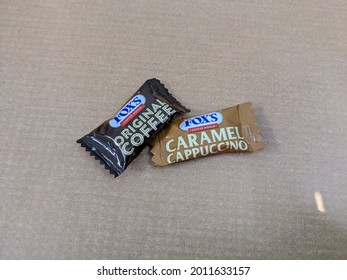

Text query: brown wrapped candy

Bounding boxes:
[77,79,190,177]
[150,102,264,166]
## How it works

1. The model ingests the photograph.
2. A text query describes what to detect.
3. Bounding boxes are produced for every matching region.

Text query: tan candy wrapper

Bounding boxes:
[150,102,264,166]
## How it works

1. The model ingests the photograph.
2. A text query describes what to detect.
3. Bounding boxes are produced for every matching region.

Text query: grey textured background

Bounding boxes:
[0,0,346,259]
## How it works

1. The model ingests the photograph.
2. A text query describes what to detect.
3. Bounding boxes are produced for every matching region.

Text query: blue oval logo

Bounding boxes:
[179,112,223,132]
[109,94,146,127]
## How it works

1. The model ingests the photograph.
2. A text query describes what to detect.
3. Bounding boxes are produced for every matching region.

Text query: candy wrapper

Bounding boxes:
[77,79,190,177]
[151,102,264,166]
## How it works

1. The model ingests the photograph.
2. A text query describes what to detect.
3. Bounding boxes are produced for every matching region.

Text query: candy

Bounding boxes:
[150,102,264,166]
[77,79,190,176]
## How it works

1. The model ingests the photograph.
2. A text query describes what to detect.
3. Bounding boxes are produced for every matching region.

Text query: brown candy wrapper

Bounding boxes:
[77,79,190,177]
[150,102,264,166]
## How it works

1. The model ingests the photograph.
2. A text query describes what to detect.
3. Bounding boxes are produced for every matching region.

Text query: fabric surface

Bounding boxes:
[0,0,346,259]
